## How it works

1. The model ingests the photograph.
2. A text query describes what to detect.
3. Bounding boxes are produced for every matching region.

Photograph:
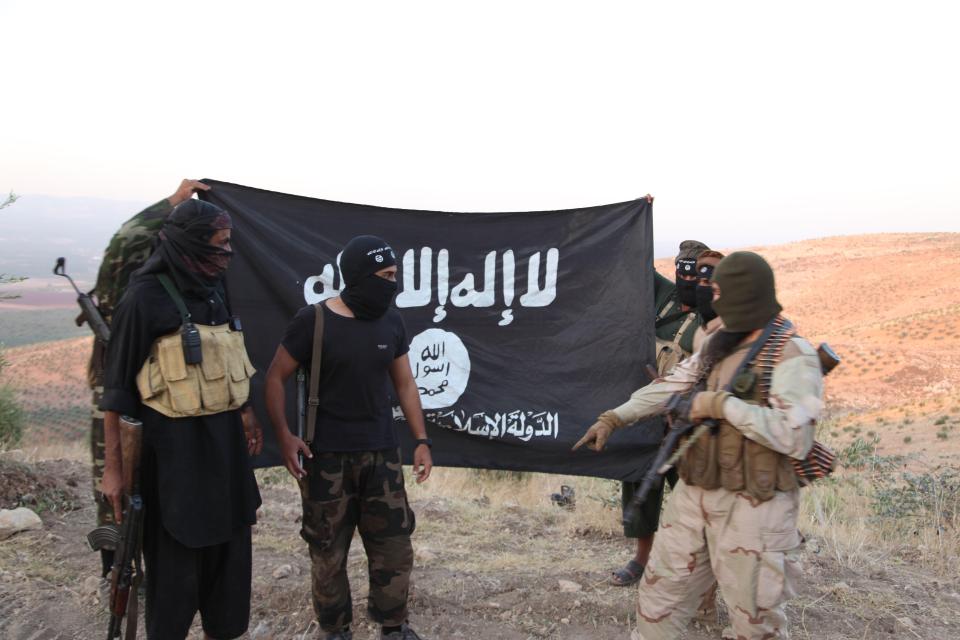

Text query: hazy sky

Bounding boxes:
[2,1,958,249]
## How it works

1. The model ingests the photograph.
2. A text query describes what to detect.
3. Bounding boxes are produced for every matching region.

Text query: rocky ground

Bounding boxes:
[1,459,958,640]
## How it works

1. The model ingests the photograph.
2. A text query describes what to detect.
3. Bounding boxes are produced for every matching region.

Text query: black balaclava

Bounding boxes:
[136,199,233,297]
[696,284,717,323]
[675,240,709,308]
[695,251,724,323]
[338,235,398,320]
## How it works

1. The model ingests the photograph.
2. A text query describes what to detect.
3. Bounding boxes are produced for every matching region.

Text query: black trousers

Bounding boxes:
[621,467,679,538]
[143,523,252,640]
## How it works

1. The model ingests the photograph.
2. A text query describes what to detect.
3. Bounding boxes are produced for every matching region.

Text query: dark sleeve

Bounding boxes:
[281,305,316,365]
[394,312,410,358]
[653,271,676,313]
[99,283,157,417]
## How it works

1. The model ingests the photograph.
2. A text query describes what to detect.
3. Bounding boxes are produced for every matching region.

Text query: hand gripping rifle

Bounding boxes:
[623,318,786,525]
[624,324,842,524]
[86,416,145,640]
[54,257,111,344]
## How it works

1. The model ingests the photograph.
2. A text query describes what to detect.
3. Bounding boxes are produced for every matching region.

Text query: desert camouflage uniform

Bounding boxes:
[89,198,171,526]
[299,448,416,632]
[612,330,824,640]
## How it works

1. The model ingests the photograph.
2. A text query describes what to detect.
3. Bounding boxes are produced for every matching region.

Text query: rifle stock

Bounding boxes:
[105,415,144,640]
[119,416,142,495]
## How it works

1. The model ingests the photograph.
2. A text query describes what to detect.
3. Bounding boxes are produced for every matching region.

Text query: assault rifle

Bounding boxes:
[86,416,144,639]
[624,337,841,524]
[54,257,111,344]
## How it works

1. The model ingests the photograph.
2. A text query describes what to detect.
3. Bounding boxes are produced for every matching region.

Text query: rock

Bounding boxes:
[487,601,501,609]
[249,621,271,639]
[0,449,26,463]
[560,618,570,624]
[869,568,887,580]
[272,564,293,580]
[558,579,582,593]
[897,617,916,629]
[82,576,101,597]
[0,507,43,540]
[415,547,438,564]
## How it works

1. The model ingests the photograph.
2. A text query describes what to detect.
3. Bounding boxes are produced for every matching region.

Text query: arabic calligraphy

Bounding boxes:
[414,409,561,442]
[408,328,471,410]
[303,247,560,327]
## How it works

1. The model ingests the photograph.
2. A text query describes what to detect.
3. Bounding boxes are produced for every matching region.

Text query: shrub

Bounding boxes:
[872,467,960,524]
[903,436,912,444]
[0,386,23,448]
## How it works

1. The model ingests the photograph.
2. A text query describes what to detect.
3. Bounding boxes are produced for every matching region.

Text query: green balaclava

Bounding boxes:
[711,251,783,332]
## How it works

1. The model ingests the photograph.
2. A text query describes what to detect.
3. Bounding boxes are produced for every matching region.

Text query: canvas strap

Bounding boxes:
[156,274,192,324]
[305,302,325,447]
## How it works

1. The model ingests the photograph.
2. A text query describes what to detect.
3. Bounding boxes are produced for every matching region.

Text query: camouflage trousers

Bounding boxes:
[298,448,416,632]
[632,480,802,640]
[90,385,115,527]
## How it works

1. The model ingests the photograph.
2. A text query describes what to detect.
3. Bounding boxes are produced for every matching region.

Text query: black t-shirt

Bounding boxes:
[281,302,410,453]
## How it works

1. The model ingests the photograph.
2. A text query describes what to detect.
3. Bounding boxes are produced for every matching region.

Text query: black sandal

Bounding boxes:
[610,559,645,587]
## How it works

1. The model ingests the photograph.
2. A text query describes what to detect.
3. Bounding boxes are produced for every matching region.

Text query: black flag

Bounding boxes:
[202,180,663,481]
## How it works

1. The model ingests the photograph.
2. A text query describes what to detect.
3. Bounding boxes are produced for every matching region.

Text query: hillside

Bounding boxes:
[654,232,960,464]
[1,232,958,639]
[6,231,960,459]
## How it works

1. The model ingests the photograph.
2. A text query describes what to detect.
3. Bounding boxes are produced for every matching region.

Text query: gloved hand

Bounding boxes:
[690,391,731,421]
[572,411,625,452]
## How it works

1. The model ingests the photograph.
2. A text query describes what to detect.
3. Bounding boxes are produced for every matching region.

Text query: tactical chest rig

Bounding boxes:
[678,317,800,502]
[135,275,255,418]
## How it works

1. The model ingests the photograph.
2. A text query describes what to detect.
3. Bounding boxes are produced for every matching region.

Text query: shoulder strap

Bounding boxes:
[304,302,326,446]
[671,313,697,349]
[655,309,690,328]
[656,297,677,322]
[156,274,192,324]
[719,316,788,393]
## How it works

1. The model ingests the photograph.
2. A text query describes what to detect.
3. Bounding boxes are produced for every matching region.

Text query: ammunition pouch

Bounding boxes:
[678,318,800,502]
[136,323,255,418]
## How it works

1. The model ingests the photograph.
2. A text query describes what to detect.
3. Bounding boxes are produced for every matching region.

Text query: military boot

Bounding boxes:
[381,623,424,639]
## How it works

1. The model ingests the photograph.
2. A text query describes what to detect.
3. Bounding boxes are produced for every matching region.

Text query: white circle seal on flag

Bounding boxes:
[408,328,471,409]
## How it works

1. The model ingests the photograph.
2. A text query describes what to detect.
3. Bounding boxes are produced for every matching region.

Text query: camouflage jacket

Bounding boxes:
[93,198,172,318]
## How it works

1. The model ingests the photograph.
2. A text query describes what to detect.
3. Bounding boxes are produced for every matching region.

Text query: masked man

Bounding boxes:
[100,200,263,639]
[692,250,725,353]
[576,252,824,640]
[88,179,209,580]
[264,235,433,640]
[611,239,710,587]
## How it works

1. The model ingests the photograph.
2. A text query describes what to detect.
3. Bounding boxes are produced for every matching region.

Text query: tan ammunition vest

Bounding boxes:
[136,323,255,418]
[677,334,801,502]
[655,299,697,377]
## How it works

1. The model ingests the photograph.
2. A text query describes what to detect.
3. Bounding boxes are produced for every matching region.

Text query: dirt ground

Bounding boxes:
[1,460,958,640]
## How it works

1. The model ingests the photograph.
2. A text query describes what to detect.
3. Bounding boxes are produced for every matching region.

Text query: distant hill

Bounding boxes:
[1,193,681,289]
[6,231,960,462]
[0,194,149,284]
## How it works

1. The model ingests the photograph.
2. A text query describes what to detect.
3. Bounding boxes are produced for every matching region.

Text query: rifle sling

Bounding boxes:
[305,302,325,448]
[655,309,691,328]
[156,274,192,324]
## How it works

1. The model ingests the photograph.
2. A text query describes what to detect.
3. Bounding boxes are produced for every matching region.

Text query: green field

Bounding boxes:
[0,308,89,347]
